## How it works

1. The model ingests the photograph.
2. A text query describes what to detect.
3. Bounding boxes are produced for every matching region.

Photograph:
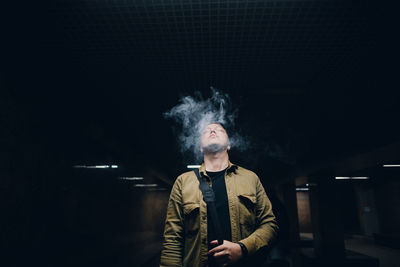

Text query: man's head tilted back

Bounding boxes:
[200,123,231,154]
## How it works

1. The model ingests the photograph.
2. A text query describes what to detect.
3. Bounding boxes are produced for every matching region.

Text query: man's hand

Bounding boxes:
[207,240,243,266]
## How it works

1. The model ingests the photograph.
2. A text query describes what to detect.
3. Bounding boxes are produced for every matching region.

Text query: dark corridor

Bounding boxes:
[2,1,400,267]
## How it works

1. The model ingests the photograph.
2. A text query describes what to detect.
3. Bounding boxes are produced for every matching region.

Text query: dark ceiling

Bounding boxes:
[2,0,399,183]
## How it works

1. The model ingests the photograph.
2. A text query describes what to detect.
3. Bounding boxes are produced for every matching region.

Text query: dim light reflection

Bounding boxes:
[296,188,309,191]
[133,184,158,187]
[383,164,400,167]
[73,165,118,169]
[305,183,317,187]
[118,177,144,180]
[147,188,167,191]
[187,165,201,169]
[335,177,369,180]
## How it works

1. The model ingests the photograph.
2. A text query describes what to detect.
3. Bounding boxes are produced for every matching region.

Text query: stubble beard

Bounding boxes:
[202,143,229,154]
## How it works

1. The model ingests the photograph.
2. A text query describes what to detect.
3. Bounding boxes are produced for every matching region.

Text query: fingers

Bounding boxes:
[213,250,227,258]
[210,240,219,246]
[208,244,225,255]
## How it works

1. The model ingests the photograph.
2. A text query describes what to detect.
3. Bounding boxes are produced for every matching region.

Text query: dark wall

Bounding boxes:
[338,183,362,235]
[2,160,170,267]
[375,179,400,235]
[297,182,363,235]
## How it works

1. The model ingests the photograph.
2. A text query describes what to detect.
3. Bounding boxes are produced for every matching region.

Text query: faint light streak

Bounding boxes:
[187,165,201,169]
[86,165,109,169]
[73,165,86,168]
[296,188,309,191]
[147,188,168,191]
[133,184,158,187]
[118,177,144,180]
[383,164,400,167]
[335,176,369,180]
[73,165,118,169]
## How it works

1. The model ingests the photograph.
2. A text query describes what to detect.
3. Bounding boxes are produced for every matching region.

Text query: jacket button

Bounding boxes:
[202,238,206,245]
[202,215,206,220]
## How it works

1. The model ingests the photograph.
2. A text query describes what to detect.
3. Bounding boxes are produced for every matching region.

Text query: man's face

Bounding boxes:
[200,123,230,153]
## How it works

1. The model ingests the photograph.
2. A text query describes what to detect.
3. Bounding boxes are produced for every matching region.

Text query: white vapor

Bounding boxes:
[163,88,249,162]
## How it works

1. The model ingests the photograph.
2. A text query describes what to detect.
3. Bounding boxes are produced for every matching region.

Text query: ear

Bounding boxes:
[227,145,231,151]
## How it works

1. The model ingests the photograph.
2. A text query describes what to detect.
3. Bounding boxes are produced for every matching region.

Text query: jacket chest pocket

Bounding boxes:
[238,194,256,237]
[183,203,200,238]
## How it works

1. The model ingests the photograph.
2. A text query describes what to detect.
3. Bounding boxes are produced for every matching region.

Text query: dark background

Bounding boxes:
[1,1,399,266]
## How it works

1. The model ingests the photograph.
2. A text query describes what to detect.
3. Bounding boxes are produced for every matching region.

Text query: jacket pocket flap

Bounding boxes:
[183,203,200,215]
[238,194,256,205]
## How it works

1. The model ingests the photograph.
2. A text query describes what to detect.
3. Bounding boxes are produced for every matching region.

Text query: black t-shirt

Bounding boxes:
[206,168,232,249]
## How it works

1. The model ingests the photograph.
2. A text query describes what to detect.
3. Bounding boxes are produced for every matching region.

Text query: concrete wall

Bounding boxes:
[296,191,312,233]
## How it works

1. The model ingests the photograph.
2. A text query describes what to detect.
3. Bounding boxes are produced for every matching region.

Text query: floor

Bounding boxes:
[300,233,400,267]
[345,235,400,267]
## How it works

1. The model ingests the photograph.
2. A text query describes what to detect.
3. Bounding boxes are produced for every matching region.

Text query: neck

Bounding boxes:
[203,150,229,172]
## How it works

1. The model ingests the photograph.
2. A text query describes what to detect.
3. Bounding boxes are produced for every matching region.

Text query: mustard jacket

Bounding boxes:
[160,162,278,267]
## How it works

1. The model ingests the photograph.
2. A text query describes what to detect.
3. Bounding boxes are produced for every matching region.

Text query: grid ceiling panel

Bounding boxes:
[46,0,374,91]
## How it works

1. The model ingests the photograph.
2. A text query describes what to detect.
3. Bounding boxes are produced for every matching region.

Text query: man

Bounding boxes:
[160,123,278,267]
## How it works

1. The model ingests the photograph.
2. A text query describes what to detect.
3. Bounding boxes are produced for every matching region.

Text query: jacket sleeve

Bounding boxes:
[160,176,184,267]
[239,177,278,255]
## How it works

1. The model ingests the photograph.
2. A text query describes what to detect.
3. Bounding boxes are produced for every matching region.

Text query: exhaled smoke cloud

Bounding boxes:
[164,88,249,162]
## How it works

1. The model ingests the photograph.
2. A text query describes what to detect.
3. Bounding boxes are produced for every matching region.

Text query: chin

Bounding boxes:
[202,143,228,154]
